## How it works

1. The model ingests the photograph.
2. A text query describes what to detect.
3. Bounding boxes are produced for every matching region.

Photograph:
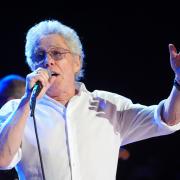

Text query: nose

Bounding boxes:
[43,53,55,68]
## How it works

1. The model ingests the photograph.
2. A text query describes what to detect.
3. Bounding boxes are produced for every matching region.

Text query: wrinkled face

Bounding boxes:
[32,34,80,97]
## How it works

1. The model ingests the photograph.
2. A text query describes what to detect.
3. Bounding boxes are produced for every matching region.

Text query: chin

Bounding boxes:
[46,86,58,96]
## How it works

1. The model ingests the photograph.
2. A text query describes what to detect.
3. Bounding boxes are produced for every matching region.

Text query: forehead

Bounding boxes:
[38,34,69,49]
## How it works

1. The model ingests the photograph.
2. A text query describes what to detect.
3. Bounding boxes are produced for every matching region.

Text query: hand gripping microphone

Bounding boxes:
[30,69,51,116]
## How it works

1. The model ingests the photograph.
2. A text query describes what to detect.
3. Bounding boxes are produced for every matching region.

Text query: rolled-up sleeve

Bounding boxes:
[154,100,180,131]
[0,99,21,169]
[0,148,22,170]
[119,99,180,146]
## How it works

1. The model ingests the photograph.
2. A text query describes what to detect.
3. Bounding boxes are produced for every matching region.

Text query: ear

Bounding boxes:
[73,55,81,74]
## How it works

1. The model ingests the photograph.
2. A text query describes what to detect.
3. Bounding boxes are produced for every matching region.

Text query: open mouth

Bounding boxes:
[51,71,59,77]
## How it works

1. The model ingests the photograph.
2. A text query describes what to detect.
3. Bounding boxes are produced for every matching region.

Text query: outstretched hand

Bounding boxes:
[169,44,180,80]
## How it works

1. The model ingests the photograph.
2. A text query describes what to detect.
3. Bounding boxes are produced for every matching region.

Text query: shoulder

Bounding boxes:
[90,90,133,108]
[0,99,20,116]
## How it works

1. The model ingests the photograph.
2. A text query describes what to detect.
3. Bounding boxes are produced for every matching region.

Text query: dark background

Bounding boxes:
[1,4,180,180]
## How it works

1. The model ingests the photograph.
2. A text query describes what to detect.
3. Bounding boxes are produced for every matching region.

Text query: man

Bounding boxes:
[0,74,26,108]
[0,19,180,180]
[0,74,25,180]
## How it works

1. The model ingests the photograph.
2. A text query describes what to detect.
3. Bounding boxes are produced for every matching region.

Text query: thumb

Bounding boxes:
[169,44,177,58]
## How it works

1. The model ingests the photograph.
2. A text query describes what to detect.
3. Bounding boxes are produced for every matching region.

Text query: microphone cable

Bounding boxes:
[31,112,46,180]
[30,81,46,180]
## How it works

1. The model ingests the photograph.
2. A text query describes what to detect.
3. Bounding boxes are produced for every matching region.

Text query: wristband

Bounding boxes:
[174,79,180,91]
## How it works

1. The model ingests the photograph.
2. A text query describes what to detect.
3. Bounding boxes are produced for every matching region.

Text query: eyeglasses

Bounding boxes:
[32,46,72,66]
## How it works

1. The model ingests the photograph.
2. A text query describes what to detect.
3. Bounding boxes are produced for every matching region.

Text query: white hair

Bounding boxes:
[25,19,85,80]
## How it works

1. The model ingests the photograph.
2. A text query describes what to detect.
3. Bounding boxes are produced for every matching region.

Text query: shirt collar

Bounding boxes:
[75,81,88,96]
[39,82,88,105]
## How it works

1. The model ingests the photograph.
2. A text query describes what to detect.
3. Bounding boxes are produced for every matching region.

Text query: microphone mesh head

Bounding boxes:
[46,69,52,78]
[41,69,52,78]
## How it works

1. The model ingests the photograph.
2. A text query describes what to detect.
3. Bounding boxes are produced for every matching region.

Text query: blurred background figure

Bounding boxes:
[0,74,25,180]
[0,74,26,107]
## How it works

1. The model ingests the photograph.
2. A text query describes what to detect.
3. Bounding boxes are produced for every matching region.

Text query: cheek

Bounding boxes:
[56,58,77,78]
[61,62,75,74]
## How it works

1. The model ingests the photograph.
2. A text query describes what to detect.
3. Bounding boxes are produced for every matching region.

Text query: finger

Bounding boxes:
[35,68,50,79]
[30,71,48,88]
[169,44,177,58]
[35,68,51,81]
[38,73,49,86]
[34,70,49,86]
[31,75,46,88]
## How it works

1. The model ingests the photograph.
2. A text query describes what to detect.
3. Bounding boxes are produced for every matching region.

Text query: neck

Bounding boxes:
[46,83,77,106]
[51,90,76,106]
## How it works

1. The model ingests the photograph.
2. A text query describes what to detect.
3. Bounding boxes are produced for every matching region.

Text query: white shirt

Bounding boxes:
[0,82,180,180]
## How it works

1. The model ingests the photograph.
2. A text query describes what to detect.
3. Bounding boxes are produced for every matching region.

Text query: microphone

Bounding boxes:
[30,69,51,116]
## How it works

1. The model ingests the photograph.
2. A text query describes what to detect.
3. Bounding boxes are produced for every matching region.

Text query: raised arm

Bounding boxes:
[163,44,180,125]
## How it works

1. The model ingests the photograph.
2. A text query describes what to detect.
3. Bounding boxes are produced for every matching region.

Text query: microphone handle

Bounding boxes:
[33,81,43,97]
[30,81,43,116]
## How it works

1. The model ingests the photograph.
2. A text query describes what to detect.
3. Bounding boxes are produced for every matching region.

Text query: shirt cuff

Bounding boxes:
[154,100,180,132]
[0,148,22,170]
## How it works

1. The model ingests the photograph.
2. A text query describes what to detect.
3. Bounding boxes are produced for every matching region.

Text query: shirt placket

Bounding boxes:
[65,97,81,180]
